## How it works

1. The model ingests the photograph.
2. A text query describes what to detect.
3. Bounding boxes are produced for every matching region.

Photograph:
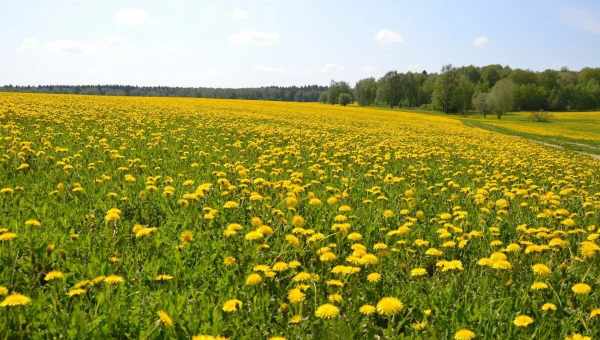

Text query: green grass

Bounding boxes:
[0,93,599,339]
[456,112,600,157]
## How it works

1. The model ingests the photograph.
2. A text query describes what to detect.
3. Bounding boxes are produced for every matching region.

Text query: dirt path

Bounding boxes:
[532,140,600,160]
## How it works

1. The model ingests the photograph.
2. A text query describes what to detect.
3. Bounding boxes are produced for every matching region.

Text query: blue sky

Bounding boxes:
[2,0,600,87]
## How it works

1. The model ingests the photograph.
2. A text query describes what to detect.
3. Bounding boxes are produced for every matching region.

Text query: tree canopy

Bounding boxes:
[349,65,600,113]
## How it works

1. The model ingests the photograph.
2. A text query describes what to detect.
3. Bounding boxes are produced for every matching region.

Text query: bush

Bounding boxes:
[419,103,434,111]
[528,111,552,122]
[319,92,329,104]
[338,93,352,106]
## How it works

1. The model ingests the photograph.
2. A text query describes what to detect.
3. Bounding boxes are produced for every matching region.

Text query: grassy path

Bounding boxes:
[461,118,600,160]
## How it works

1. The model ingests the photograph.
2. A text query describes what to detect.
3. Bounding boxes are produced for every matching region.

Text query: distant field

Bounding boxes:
[460,111,600,156]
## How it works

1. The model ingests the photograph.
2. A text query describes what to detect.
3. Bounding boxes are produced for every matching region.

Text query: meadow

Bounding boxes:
[0,92,599,339]
[461,112,600,157]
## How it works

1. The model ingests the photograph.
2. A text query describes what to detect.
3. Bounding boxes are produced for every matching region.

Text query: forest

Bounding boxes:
[0,84,326,102]
[323,65,600,115]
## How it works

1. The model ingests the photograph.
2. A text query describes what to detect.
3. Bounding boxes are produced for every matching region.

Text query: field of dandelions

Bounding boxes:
[0,92,599,339]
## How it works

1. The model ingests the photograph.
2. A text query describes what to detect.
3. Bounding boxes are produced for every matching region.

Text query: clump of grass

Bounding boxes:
[528,111,552,122]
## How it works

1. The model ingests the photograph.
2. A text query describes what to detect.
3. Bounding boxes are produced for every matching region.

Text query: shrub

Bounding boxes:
[528,111,552,122]
[319,92,329,104]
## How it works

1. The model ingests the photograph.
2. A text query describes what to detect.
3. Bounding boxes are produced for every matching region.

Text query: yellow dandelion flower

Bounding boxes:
[223,201,239,209]
[513,314,534,327]
[530,282,549,290]
[104,275,125,285]
[25,219,41,227]
[531,263,551,276]
[383,209,394,218]
[287,288,305,304]
[315,303,339,319]
[454,329,476,340]
[359,304,376,316]
[565,334,591,340]
[192,335,227,340]
[0,293,31,307]
[91,276,106,286]
[158,310,174,327]
[272,262,289,272]
[425,248,443,256]
[222,299,242,313]
[223,256,237,266]
[412,320,427,331]
[245,273,262,286]
[436,260,464,272]
[0,232,17,241]
[104,208,121,223]
[325,279,344,287]
[572,283,592,295]
[308,198,322,206]
[154,274,174,282]
[541,303,557,312]
[245,230,263,241]
[376,297,404,316]
[328,293,342,303]
[291,215,305,227]
[289,314,302,324]
[411,267,427,277]
[73,280,92,289]
[67,288,86,297]
[367,272,381,283]
[180,230,193,243]
[580,241,600,258]
[319,252,337,262]
[360,253,379,265]
[135,227,157,238]
[44,271,65,282]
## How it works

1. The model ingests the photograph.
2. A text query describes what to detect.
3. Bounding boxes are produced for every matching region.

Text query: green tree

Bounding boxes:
[327,81,352,104]
[338,93,352,106]
[319,91,329,104]
[355,78,377,106]
[472,91,490,118]
[432,65,473,113]
[514,84,547,111]
[455,75,474,114]
[432,65,458,113]
[487,78,515,119]
[376,72,402,108]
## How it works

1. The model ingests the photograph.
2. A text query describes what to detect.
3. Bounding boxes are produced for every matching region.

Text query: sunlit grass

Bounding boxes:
[0,93,599,339]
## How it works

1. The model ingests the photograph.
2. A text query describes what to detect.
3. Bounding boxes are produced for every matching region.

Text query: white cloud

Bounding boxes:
[232,8,249,21]
[375,29,404,45]
[113,8,148,26]
[17,37,40,52]
[229,31,280,47]
[561,7,600,34]
[255,65,285,73]
[321,63,345,73]
[473,35,489,48]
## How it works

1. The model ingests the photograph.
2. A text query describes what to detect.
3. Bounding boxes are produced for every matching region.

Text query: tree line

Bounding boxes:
[321,65,600,117]
[0,84,327,102]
